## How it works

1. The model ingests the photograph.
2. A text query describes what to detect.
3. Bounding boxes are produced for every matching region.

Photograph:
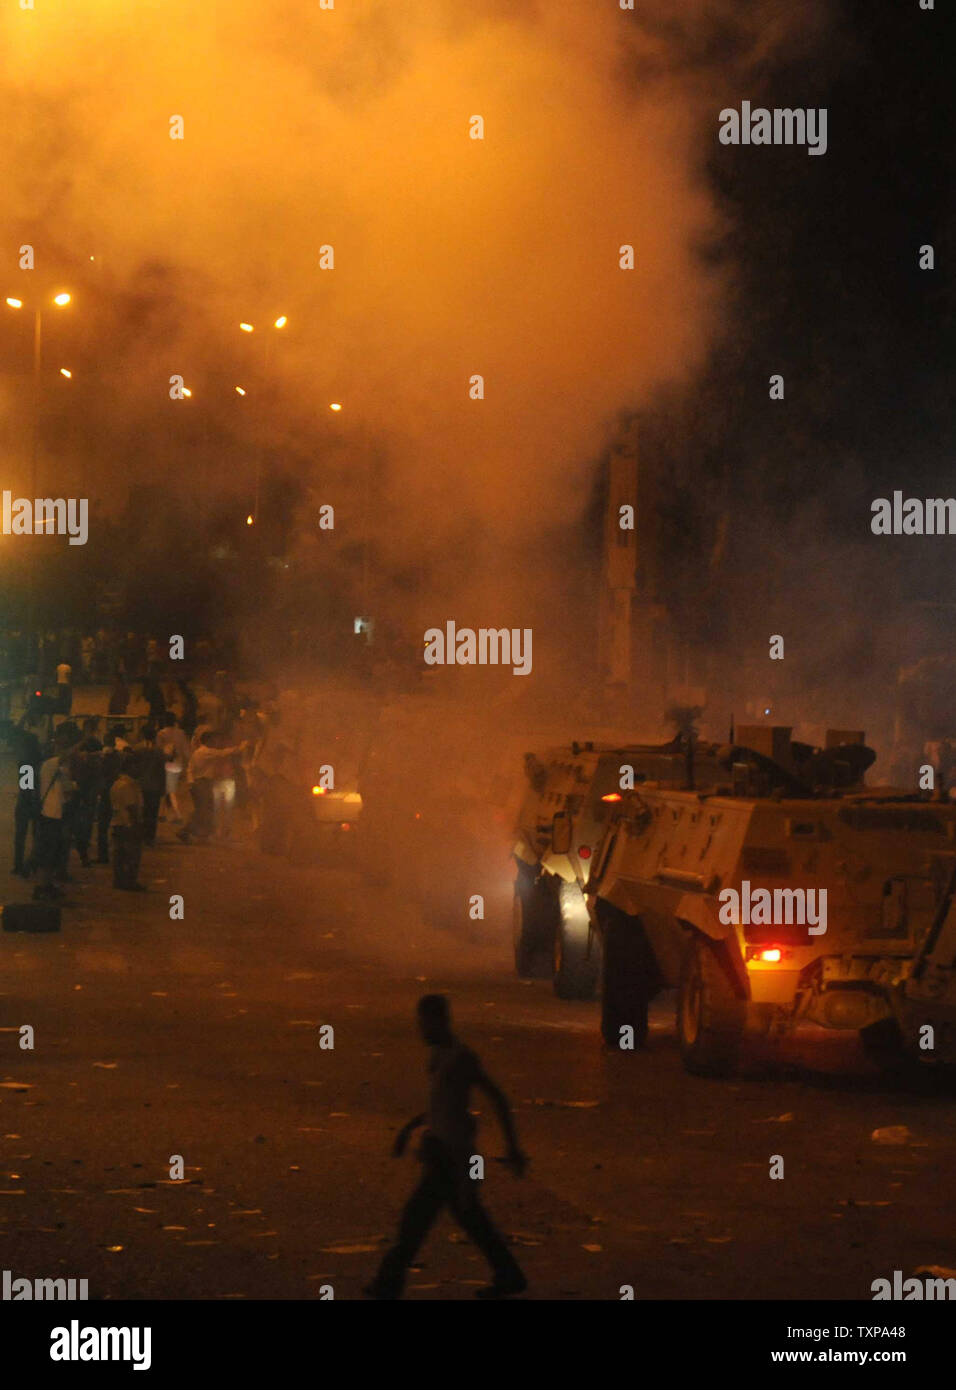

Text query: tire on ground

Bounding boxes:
[513,868,556,979]
[554,881,601,1000]
[600,910,653,1048]
[860,1015,908,1072]
[677,933,747,1077]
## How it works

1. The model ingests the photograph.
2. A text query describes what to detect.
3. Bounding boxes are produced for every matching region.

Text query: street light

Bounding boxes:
[328,399,374,626]
[238,314,287,522]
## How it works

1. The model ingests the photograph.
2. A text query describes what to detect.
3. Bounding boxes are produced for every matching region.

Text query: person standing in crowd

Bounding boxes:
[92,630,109,683]
[178,731,246,844]
[232,701,263,830]
[177,679,198,738]
[134,725,167,847]
[196,682,224,735]
[11,714,42,878]
[123,632,142,681]
[39,630,57,684]
[54,721,83,881]
[108,672,130,716]
[55,658,72,714]
[95,733,123,864]
[162,680,182,722]
[157,713,190,823]
[34,727,76,901]
[110,750,145,891]
[142,672,166,722]
[215,671,240,729]
[211,734,240,841]
[69,718,103,870]
[80,634,94,682]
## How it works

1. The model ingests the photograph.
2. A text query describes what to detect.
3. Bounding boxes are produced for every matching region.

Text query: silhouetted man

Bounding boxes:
[108,673,130,716]
[134,725,167,846]
[11,715,41,877]
[366,994,528,1300]
[95,734,123,864]
[110,750,145,890]
[70,718,103,869]
[34,727,76,901]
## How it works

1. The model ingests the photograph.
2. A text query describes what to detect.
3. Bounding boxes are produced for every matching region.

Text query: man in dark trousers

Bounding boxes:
[34,726,76,901]
[366,994,528,1301]
[70,718,103,869]
[134,725,167,846]
[95,733,123,864]
[11,714,41,877]
[109,750,145,891]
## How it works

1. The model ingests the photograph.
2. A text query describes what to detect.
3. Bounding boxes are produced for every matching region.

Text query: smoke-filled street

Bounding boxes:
[1,0,954,1371]
[4,768,955,1305]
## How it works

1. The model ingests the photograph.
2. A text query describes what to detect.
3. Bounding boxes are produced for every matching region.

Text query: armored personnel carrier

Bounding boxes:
[512,737,683,997]
[584,725,956,1076]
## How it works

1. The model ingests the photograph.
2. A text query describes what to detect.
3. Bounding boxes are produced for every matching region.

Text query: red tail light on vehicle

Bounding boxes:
[746,946,789,963]
[577,846,591,859]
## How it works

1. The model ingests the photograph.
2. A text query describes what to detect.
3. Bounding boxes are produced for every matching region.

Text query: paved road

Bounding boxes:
[2,764,955,1301]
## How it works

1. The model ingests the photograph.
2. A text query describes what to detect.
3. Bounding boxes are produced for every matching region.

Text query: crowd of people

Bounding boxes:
[10,690,267,899]
[0,627,236,690]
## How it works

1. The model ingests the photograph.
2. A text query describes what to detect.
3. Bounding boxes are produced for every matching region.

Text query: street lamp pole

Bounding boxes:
[330,402,373,631]
[239,316,285,525]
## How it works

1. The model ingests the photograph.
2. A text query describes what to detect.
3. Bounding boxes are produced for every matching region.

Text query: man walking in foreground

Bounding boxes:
[366,994,528,1301]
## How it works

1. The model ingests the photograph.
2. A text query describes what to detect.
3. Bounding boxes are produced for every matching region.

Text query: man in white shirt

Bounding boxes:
[178,732,246,843]
[35,731,75,900]
[55,660,73,714]
[157,714,191,822]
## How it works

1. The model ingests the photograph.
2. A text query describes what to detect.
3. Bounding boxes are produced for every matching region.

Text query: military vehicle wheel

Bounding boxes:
[678,935,746,1077]
[554,882,600,1000]
[600,915,651,1048]
[860,1016,908,1072]
[513,872,554,979]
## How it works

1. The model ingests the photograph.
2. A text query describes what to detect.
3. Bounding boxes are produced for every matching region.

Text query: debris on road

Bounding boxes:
[871,1126,913,1145]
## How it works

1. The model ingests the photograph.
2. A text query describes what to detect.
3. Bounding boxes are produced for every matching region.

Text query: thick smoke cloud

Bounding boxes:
[1,0,832,679]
